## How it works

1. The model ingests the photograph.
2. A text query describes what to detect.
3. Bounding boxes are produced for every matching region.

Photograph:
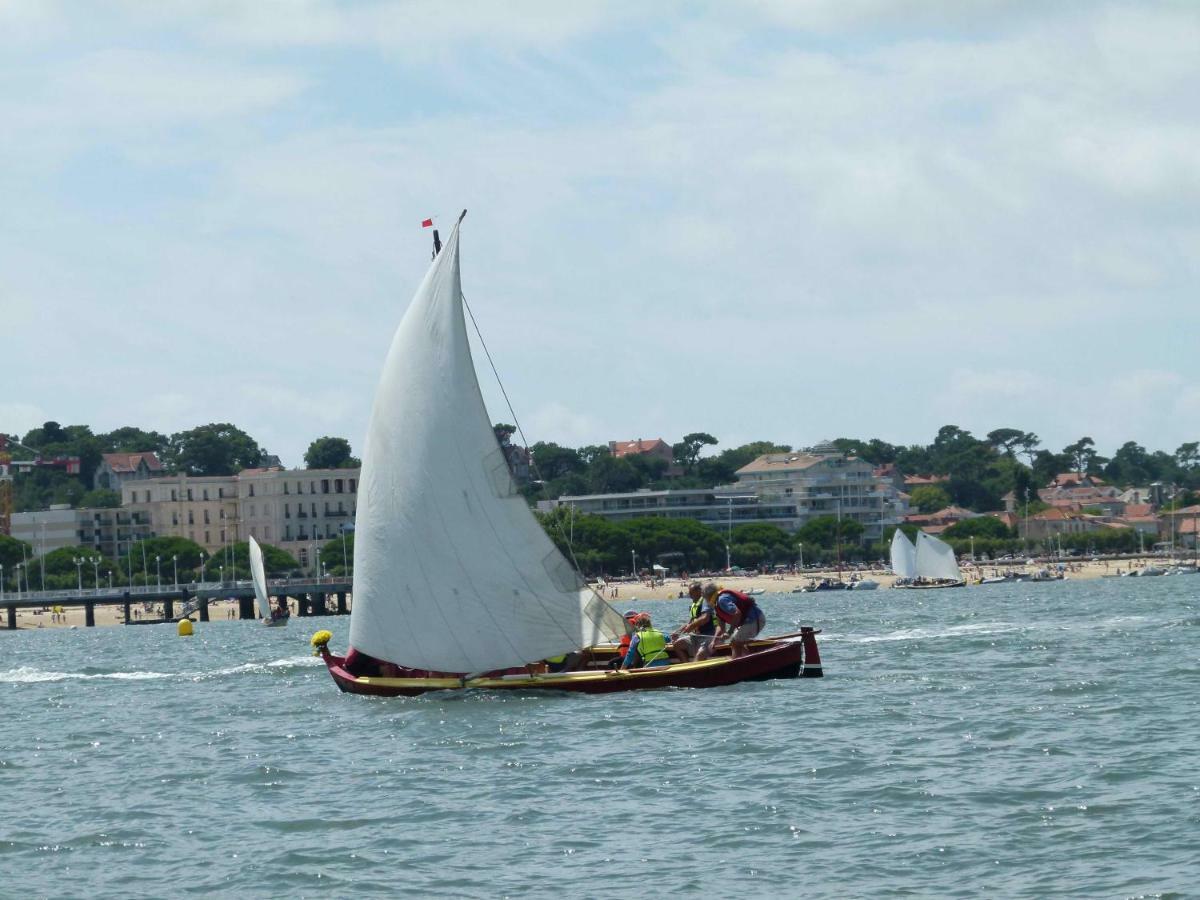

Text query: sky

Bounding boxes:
[2,0,1198,468]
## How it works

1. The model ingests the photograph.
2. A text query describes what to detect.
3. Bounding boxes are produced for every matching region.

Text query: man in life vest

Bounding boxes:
[621,613,672,669]
[670,581,718,661]
[702,582,765,659]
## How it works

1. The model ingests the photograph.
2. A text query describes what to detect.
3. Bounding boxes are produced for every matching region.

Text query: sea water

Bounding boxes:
[3,576,1197,898]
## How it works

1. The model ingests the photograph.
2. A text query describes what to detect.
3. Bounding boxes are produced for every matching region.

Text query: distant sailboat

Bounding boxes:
[890,529,916,585]
[313,213,822,694]
[249,536,287,627]
[894,531,965,589]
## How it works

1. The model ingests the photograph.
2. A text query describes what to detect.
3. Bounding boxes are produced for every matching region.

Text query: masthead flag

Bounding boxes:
[421,218,433,228]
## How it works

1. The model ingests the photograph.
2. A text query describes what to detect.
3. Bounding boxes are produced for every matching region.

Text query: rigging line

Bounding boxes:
[461,289,588,578]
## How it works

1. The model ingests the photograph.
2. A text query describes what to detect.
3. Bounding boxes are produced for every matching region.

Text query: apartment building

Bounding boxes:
[11,504,152,561]
[121,474,240,553]
[733,444,906,541]
[549,445,905,541]
[238,467,357,568]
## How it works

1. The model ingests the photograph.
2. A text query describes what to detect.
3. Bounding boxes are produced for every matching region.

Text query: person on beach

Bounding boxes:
[703,582,765,659]
[621,613,672,669]
[670,581,718,661]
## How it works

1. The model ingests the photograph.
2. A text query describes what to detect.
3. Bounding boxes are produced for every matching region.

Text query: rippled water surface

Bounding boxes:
[5,577,1199,898]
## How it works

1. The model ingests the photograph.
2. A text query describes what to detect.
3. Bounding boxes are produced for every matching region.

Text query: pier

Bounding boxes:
[1,577,352,629]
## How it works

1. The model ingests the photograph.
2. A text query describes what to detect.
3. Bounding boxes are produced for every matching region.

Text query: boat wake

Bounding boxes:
[830,622,1023,644]
[0,656,322,684]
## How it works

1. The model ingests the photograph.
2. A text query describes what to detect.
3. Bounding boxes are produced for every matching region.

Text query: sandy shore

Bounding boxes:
[597,557,1181,603]
[4,556,1188,630]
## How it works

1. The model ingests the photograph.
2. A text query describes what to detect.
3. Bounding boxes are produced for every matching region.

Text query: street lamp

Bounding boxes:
[631,549,637,577]
[798,541,804,571]
[155,555,162,591]
[91,557,100,591]
[15,563,23,600]
[73,556,84,593]
[199,552,207,582]
[172,555,178,591]
[969,535,975,563]
[219,564,224,584]
[107,570,113,590]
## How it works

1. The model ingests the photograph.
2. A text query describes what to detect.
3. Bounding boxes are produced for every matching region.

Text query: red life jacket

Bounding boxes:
[712,588,756,625]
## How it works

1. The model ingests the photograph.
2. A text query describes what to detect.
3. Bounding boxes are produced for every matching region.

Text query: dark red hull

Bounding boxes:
[318,628,822,697]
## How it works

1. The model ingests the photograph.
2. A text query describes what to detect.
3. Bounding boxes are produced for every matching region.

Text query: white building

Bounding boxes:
[550,446,905,542]
[238,467,358,571]
[11,504,153,563]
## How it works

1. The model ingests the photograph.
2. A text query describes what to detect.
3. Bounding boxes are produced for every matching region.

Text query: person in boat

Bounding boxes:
[670,581,718,661]
[608,610,642,670]
[621,613,672,669]
[703,582,765,659]
[272,598,289,620]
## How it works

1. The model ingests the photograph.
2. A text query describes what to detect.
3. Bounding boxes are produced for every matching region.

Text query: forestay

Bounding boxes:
[348,218,625,673]
[890,530,916,580]
[914,531,962,582]
[248,535,272,620]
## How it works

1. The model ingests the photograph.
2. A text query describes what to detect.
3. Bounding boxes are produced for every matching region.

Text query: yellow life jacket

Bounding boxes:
[635,628,669,665]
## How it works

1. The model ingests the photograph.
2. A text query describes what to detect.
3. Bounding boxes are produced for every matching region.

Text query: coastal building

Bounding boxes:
[904,505,980,534]
[609,438,674,466]
[542,487,791,534]
[237,467,358,570]
[11,504,152,562]
[733,444,905,542]
[116,466,360,571]
[549,443,904,542]
[121,474,239,555]
[93,451,164,492]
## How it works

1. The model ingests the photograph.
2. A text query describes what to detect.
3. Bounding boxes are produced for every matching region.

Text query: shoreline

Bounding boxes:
[4,557,1189,630]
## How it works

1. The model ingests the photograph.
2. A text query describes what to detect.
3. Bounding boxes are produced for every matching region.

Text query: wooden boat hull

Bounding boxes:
[319,629,821,697]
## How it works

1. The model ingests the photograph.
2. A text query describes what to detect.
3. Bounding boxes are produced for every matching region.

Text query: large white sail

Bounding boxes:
[915,531,962,582]
[248,535,272,620]
[348,218,625,673]
[890,529,916,579]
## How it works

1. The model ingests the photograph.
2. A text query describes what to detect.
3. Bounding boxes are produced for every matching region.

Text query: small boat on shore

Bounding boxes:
[314,214,821,696]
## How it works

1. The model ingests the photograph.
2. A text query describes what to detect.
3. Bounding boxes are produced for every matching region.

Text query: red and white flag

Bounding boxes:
[421,218,433,228]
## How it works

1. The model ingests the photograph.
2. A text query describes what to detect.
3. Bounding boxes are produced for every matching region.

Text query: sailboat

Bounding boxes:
[893,531,966,589]
[889,529,916,587]
[313,213,822,695]
[249,535,288,626]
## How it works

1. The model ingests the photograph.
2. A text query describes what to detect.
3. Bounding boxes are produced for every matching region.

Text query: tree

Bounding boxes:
[78,489,121,508]
[304,436,359,469]
[168,423,263,475]
[0,534,33,569]
[493,423,517,446]
[320,532,355,575]
[910,484,951,513]
[942,517,1014,539]
[101,426,169,455]
[671,432,718,473]
[529,442,584,480]
[986,428,1027,458]
[1062,437,1098,477]
[795,515,864,550]
[1175,442,1199,471]
[587,455,643,494]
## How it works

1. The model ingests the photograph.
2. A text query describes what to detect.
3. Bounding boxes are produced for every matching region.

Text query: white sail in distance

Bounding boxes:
[248,535,271,620]
[915,531,962,582]
[348,217,625,673]
[890,529,916,580]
